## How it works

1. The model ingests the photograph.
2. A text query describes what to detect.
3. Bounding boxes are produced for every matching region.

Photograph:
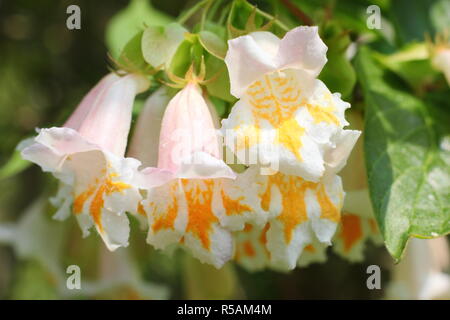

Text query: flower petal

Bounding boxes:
[158,84,222,171]
[324,129,361,176]
[275,26,327,77]
[222,70,338,181]
[76,73,150,156]
[127,87,171,167]
[233,223,271,271]
[225,32,279,98]
[332,189,382,262]
[64,73,119,130]
[308,175,343,244]
[241,167,343,270]
[145,180,188,249]
[297,239,328,267]
[145,179,234,268]
[215,167,266,231]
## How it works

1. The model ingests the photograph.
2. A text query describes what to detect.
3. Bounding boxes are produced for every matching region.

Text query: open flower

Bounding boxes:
[231,108,373,270]
[222,26,360,181]
[134,83,261,268]
[232,166,344,271]
[19,73,171,251]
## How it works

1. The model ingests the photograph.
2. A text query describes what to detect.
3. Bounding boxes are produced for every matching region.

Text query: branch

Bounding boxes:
[279,0,314,26]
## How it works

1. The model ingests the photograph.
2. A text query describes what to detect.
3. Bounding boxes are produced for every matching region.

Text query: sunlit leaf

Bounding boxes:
[117,31,148,72]
[106,0,172,58]
[430,0,450,33]
[355,47,450,260]
[373,43,440,91]
[142,23,187,68]
[205,55,235,103]
[198,30,227,60]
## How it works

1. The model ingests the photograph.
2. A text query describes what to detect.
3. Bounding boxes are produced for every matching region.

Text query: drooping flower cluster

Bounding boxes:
[20,26,365,270]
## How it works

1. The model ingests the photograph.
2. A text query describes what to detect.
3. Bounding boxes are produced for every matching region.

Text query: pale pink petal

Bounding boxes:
[76,73,150,156]
[225,32,279,98]
[276,26,328,77]
[127,87,171,167]
[157,83,233,179]
[64,73,119,130]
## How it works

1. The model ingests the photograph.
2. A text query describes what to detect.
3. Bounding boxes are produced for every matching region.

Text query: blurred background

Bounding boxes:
[0,0,448,299]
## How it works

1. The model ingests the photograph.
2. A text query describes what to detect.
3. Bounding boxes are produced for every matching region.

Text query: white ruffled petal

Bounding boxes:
[225,32,279,98]
[276,26,328,76]
[324,129,361,176]
[145,180,188,249]
[233,223,271,272]
[215,167,267,231]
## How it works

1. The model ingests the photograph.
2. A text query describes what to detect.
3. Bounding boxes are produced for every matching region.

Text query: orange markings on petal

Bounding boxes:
[276,118,304,161]
[245,73,307,161]
[137,202,147,217]
[304,244,316,253]
[243,240,256,257]
[152,194,178,233]
[73,173,131,233]
[183,180,218,250]
[241,72,341,162]
[244,223,253,232]
[317,184,341,223]
[221,189,252,216]
[340,213,363,252]
[90,175,131,232]
[259,223,270,245]
[259,223,271,258]
[261,174,315,243]
[73,185,96,214]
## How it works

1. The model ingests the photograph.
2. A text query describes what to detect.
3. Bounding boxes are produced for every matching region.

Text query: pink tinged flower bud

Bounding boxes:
[157,82,235,179]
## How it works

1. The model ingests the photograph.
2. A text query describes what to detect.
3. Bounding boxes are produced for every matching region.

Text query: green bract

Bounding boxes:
[142,23,187,68]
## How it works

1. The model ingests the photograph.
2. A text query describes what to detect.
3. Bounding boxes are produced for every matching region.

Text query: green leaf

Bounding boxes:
[141,23,187,68]
[391,0,436,44]
[430,0,450,33]
[106,0,172,58]
[205,55,236,103]
[373,43,440,91]
[355,47,450,260]
[208,96,227,117]
[0,148,31,180]
[168,39,193,77]
[319,25,356,98]
[117,31,147,72]
[198,30,227,60]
